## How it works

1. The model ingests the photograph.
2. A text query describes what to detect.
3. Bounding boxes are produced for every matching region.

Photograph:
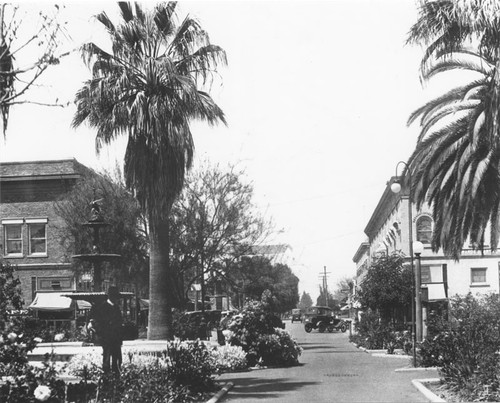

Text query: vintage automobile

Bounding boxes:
[303,306,348,333]
[291,308,302,323]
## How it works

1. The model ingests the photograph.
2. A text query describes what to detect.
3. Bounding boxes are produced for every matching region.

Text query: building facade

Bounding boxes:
[354,177,500,328]
[0,159,90,307]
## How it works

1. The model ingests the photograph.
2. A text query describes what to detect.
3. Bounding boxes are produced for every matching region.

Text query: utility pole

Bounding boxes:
[318,266,331,307]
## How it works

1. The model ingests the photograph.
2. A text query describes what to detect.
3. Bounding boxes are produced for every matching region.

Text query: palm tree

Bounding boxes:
[406,0,500,259]
[72,2,226,339]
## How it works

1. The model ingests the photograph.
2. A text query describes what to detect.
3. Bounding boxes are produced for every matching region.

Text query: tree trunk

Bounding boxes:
[147,218,174,340]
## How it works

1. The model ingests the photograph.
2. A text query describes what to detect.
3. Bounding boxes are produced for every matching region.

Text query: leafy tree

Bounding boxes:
[0,4,68,135]
[316,287,339,311]
[332,277,354,303]
[357,253,412,323]
[169,162,271,306]
[54,168,149,296]
[406,0,500,259]
[72,2,226,339]
[0,260,23,329]
[231,256,299,314]
[297,291,313,311]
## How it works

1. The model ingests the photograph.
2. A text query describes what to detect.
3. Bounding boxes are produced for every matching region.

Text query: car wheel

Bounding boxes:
[304,324,313,333]
[318,323,326,333]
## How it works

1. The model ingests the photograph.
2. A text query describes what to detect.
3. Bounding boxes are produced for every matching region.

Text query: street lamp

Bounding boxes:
[413,240,424,342]
[391,161,417,367]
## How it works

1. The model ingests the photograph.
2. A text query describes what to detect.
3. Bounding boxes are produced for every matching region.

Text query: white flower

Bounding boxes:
[7,332,17,342]
[33,337,43,343]
[54,333,65,342]
[222,329,234,341]
[34,385,51,401]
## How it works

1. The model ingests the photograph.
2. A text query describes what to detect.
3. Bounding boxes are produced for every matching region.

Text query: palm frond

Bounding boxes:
[94,11,116,34]
[118,2,134,23]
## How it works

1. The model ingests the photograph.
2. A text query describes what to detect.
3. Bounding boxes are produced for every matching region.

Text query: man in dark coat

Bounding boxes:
[90,286,123,374]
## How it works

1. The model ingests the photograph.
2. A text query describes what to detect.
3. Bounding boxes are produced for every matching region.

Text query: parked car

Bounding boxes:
[291,308,302,323]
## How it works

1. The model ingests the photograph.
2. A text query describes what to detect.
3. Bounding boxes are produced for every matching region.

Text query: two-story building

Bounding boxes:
[354,176,500,331]
[0,159,93,326]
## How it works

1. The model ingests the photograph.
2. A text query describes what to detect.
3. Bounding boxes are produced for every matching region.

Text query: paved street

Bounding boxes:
[217,320,438,402]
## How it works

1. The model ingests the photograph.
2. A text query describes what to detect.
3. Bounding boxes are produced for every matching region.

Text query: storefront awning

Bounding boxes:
[424,283,447,301]
[76,300,92,310]
[29,292,75,312]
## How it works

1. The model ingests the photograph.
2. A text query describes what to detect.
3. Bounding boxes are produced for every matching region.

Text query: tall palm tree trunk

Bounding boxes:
[148,218,173,340]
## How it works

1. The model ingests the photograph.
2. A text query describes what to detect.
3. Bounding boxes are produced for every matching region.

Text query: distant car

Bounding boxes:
[291,309,302,323]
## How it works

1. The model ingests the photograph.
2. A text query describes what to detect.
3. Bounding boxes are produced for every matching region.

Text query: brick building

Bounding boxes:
[0,159,91,309]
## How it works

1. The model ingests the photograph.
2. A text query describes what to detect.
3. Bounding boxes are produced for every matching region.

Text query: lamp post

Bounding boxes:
[413,240,424,342]
[390,161,417,367]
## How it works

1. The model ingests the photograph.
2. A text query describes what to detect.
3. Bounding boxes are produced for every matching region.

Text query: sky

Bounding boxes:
[0,1,437,301]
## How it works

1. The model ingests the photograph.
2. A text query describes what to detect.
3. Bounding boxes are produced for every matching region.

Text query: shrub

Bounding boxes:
[172,311,214,340]
[350,311,411,354]
[0,331,66,402]
[22,318,89,343]
[223,300,301,367]
[351,311,386,349]
[64,348,104,381]
[66,340,218,401]
[418,293,500,401]
[209,344,247,373]
[165,339,217,393]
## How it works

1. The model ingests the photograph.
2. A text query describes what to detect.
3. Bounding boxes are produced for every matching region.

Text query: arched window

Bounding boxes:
[416,216,433,244]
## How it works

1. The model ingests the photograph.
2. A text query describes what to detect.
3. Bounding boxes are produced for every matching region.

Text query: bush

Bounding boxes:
[172,311,217,340]
[351,311,386,349]
[209,344,247,373]
[22,318,89,343]
[0,331,66,402]
[223,300,301,367]
[418,293,500,401]
[165,339,217,394]
[66,340,219,402]
[350,311,411,354]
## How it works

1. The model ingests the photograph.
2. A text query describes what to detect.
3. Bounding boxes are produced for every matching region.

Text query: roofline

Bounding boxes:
[0,158,87,181]
[0,158,78,167]
[1,174,81,182]
[352,242,370,263]
[364,176,401,240]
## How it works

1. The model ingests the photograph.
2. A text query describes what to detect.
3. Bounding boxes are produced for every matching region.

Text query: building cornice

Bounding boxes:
[364,176,401,240]
[353,242,370,263]
[11,263,72,271]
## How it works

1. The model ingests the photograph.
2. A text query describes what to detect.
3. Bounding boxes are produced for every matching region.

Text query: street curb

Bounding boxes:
[395,366,439,372]
[371,353,410,359]
[206,382,234,403]
[412,378,445,403]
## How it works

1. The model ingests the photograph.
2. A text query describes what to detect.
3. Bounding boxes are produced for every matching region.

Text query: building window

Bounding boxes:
[38,277,72,291]
[421,266,431,284]
[416,216,433,244]
[28,222,47,255]
[471,268,487,284]
[420,265,444,284]
[4,223,23,256]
